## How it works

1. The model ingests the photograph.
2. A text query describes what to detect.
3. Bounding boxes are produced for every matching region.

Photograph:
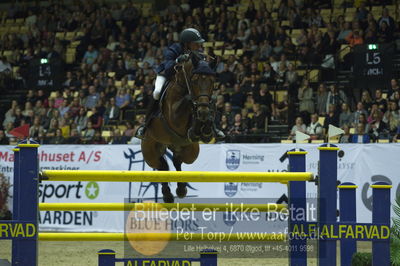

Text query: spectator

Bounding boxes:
[46,119,59,139]
[274,92,288,123]
[230,83,246,110]
[288,116,306,140]
[223,102,235,125]
[133,85,149,110]
[352,102,368,126]
[241,108,251,129]
[85,86,100,109]
[339,125,352,143]
[29,116,44,139]
[218,63,236,86]
[4,122,14,139]
[378,8,395,32]
[253,84,273,118]
[389,79,400,99]
[351,123,370,143]
[104,97,120,124]
[218,114,230,136]
[49,128,65,144]
[92,131,106,144]
[373,89,388,113]
[315,84,328,116]
[115,88,131,110]
[361,90,373,112]
[75,108,88,133]
[53,91,64,108]
[33,100,46,117]
[67,129,81,144]
[109,129,126,144]
[81,121,95,143]
[218,84,231,104]
[298,79,314,115]
[393,125,400,142]
[124,121,135,138]
[228,113,248,136]
[323,104,340,133]
[345,30,363,47]
[383,101,400,136]
[339,103,352,127]
[13,108,25,128]
[369,110,388,141]
[58,100,70,117]
[284,63,298,88]
[89,107,103,130]
[83,45,99,65]
[307,113,323,140]
[0,130,9,145]
[249,103,266,134]
[326,84,347,113]
[22,102,34,117]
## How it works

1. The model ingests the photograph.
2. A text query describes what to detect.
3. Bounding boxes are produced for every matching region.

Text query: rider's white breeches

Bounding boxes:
[153,75,166,100]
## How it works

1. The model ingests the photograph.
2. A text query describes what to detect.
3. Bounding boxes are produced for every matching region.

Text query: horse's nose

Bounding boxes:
[197,107,210,121]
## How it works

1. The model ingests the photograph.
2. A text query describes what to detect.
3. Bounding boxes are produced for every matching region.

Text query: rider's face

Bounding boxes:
[188,42,201,51]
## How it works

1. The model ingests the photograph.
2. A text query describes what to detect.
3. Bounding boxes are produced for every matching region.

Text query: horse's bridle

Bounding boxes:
[176,59,215,120]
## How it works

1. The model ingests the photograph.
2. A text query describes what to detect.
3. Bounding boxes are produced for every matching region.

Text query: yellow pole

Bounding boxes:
[40,170,314,183]
[38,232,287,242]
[39,202,287,212]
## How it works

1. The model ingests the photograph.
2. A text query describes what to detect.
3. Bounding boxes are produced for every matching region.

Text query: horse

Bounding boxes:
[141,53,217,203]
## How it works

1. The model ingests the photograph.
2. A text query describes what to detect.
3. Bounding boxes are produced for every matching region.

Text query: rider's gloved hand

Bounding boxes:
[176,54,189,63]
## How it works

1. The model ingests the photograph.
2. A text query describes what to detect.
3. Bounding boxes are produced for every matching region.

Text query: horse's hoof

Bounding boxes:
[162,184,174,203]
[176,182,187,198]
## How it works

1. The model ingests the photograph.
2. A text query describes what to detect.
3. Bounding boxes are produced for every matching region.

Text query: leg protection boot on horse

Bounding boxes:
[214,125,226,141]
[162,182,174,203]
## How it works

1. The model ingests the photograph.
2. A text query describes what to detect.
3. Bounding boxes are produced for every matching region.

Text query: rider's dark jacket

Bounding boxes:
[155,43,184,78]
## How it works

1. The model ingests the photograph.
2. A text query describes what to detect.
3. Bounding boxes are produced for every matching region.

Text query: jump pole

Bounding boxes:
[39,170,314,183]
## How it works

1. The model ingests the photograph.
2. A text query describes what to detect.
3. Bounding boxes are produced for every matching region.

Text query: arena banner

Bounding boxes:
[1,144,399,232]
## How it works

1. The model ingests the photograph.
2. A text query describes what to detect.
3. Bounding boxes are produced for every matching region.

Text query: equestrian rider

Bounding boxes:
[136,28,225,140]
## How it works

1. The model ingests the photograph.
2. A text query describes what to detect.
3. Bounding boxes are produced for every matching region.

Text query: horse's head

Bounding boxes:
[177,52,217,142]
[181,52,216,121]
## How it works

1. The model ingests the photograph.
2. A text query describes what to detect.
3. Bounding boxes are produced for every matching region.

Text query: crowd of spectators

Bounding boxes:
[0,0,400,144]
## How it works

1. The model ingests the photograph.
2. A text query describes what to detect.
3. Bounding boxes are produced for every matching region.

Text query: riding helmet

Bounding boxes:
[179,28,205,43]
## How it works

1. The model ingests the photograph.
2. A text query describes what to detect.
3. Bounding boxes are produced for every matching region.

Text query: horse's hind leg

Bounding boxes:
[172,156,187,198]
[159,157,174,203]
[141,138,174,203]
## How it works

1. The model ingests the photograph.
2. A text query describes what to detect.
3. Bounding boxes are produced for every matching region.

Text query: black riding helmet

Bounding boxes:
[179,28,205,44]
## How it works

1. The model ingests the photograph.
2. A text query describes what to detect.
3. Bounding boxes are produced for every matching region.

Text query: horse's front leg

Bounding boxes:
[172,156,187,198]
[187,117,202,142]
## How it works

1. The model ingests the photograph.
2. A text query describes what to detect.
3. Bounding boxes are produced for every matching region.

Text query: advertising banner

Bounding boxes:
[1,144,399,232]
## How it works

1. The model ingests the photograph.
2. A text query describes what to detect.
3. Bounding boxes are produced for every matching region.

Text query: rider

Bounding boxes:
[135,28,225,140]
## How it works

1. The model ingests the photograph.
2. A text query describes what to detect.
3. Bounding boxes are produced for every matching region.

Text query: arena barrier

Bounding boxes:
[0,141,391,266]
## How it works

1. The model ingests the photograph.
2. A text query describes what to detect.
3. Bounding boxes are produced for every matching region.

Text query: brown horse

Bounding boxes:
[141,53,216,203]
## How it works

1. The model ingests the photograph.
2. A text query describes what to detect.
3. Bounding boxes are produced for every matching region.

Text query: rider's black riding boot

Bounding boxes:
[135,99,159,140]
